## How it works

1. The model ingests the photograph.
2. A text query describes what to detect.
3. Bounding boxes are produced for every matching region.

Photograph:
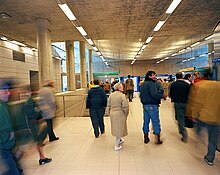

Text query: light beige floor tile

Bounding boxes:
[18,97,220,175]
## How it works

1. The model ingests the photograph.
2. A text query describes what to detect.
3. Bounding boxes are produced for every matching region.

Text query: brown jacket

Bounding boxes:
[108,91,129,137]
[191,80,220,124]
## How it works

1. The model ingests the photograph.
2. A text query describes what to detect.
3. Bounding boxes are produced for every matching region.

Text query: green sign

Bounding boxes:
[94,72,119,76]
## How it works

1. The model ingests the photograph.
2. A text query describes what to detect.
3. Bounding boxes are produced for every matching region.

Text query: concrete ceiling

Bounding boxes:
[0,0,219,61]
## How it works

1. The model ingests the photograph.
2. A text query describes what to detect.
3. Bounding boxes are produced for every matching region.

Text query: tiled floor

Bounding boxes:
[20,97,220,175]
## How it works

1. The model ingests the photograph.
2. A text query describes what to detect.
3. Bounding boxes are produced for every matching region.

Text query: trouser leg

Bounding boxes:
[46,119,56,140]
[89,109,99,137]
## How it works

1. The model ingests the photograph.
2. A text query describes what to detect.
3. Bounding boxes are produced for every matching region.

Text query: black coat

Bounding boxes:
[86,86,107,109]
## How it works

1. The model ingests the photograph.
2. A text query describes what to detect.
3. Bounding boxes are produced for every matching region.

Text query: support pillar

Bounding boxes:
[89,49,94,82]
[80,41,87,88]
[208,43,214,70]
[65,40,76,91]
[36,18,53,87]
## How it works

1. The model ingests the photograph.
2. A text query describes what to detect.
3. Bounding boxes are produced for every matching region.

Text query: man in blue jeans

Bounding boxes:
[140,71,164,144]
[0,80,20,175]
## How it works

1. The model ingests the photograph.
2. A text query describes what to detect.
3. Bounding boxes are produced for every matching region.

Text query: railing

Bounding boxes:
[55,93,88,118]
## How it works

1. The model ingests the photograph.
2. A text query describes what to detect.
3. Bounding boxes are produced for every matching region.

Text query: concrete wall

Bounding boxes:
[0,40,61,91]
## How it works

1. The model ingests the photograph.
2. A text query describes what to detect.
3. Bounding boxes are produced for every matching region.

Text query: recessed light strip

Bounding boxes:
[166,0,182,14]
[58,3,76,20]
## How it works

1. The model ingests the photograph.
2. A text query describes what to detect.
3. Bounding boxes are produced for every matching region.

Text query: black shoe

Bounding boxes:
[95,134,99,138]
[181,137,188,143]
[155,134,163,144]
[49,137,59,142]
[204,156,213,166]
[101,131,105,134]
[39,158,52,165]
[144,133,150,144]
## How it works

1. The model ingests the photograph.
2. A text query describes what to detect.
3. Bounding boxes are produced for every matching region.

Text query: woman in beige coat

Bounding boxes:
[108,83,129,151]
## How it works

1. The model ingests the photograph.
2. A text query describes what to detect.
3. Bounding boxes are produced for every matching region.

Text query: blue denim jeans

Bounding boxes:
[143,104,161,135]
[201,122,220,162]
[0,150,20,175]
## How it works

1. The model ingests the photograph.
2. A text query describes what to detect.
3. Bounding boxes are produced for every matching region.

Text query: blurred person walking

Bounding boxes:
[86,79,107,138]
[104,79,111,94]
[191,80,220,166]
[170,72,190,143]
[38,81,59,142]
[140,71,163,144]
[0,80,20,175]
[23,86,52,165]
[108,83,129,151]
[125,75,134,102]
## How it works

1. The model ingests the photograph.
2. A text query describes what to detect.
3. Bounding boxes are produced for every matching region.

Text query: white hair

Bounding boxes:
[113,83,123,91]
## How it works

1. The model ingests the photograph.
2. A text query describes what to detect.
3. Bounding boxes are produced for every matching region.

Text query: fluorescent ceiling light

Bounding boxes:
[154,21,165,31]
[160,59,165,62]
[86,39,94,45]
[141,44,147,50]
[0,36,8,41]
[92,46,98,51]
[166,0,182,14]
[146,37,153,43]
[156,61,160,64]
[199,54,206,57]
[164,57,169,60]
[101,58,106,62]
[11,40,26,47]
[171,53,177,56]
[96,52,101,56]
[76,26,87,36]
[138,50,142,55]
[32,48,38,52]
[205,34,214,40]
[58,3,76,20]
[190,42,200,47]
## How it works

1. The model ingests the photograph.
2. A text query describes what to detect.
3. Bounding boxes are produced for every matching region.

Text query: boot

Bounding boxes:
[155,134,163,144]
[144,133,150,144]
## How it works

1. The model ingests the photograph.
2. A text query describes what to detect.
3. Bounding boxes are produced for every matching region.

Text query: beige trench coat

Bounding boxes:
[108,91,129,137]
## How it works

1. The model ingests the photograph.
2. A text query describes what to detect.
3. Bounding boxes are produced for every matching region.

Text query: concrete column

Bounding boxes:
[89,49,94,82]
[214,24,220,80]
[65,40,76,91]
[80,41,87,88]
[36,18,53,87]
[208,43,214,70]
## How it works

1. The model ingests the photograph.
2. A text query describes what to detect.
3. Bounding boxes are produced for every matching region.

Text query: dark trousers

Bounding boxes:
[127,90,133,101]
[89,108,105,137]
[174,103,187,139]
[0,150,20,175]
[45,119,57,141]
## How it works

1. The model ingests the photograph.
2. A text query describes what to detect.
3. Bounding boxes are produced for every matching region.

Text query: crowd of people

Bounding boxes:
[87,70,219,166]
[0,70,219,175]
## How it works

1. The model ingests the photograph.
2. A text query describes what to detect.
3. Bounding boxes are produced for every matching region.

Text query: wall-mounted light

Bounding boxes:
[58,3,76,20]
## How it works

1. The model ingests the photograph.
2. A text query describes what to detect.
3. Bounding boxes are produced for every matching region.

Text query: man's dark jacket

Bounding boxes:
[140,79,163,105]
[86,86,107,109]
